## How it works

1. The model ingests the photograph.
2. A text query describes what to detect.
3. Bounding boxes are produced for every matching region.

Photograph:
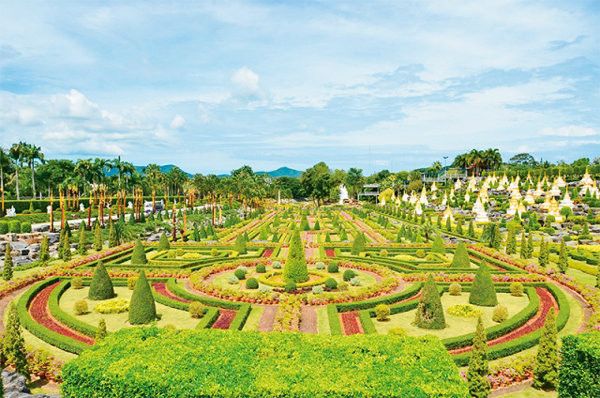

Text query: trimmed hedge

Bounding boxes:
[359,310,376,334]
[327,304,342,335]
[167,279,241,310]
[50,280,98,337]
[62,328,469,398]
[196,307,220,329]
[336,282,422,312]
[17,278,89,354]
[229,304,252,330]
[558,332,600,397]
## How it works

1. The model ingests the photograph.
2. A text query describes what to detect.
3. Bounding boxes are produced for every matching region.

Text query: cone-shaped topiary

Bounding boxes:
[4,303,29,380]
[158,232,170,251]
[3,242,13,281]
[538,237,549,267]
[431,235,446,254]
[533,308,559,390]
[414,274,446,329]
[88,261,115,300]
[450,241,470,268]
[93,223,102,251]
[283,230,309,283]
[131,239,148,264]
[234,234,247,254]
[351,232,366,255]
[129,270,157,325]
[469,264,498,307]
[39,235,50,262]
[558,239,569,273]
[505,226,517,255]
[467,317,490,398]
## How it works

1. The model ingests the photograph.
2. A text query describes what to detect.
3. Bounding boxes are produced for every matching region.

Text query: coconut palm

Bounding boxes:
[23,143,44,198]
[9,142,26,200]
[0,147,14,213]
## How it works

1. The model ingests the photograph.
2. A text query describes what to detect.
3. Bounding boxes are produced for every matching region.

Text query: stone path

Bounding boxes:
[299,306,318,334]
[258,305,277,332]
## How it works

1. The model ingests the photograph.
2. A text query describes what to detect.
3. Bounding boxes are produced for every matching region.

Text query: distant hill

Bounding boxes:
[256,167,302,178]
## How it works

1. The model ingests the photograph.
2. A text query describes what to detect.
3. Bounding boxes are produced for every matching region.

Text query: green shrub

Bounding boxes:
[558,331,600,397]
[431,235,446,254]
[415,249,426,258]
[388,327,407,336]
[95,298,129,314]
[234,234,247,254]
[375,304,390,321]
[414,275,446,329]
[158,232,170,250]
[246,278,259,289]
[351,233,366,255]
[256,264,266,273]
[127,276,137,290]
[327,262,339,273]
[283,230,309,283]
[131,239,148,264]
[343,269,356,282]
[88,261,115,301]
[71,277,83,290]
[8,220,21,233]
[451,242,470,268]
[510,282,524,297]
[272,261,282,269]
[324,278,338,290]
[61,328,469,398]
[447,304,482,319]
[234,268,247,280]
[74,300,89,315]
[467,317,491,398]
[128,270,157,325]
[0,222,8,234]
[533,308,558,390]
[189,302,205,319]
[3,242,13,281]
[469,265,498,307]
[21,222,32,233]
[492,305,508,323]
[449,283,462,296]
[284,280,297,293]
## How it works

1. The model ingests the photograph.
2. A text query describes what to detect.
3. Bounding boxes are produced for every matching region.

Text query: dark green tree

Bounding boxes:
[78,222,87,255]
[538,237,549,267]
[469,265,498,307]
[129,270,157,325]
[505,227,517,255]
[88,261,115,300]
[467,317,491,398]
[3,303,28,380]
[533,308,559,390]
[131,239,148,264]
[39,235,50,262]
[414,274,446,329]
[93,223,102,251]
[3,243,13,281]
[557,239,569,273]
[158,232,170,250]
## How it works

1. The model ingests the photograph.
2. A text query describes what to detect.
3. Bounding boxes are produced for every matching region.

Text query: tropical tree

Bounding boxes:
[9,141,26,200]
[23,143,44,198]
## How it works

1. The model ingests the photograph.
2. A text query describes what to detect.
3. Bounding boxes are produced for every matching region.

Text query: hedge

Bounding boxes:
[327,304,342,335]
[228,304,251,330]
[196,307,219,329]
[49,280,98,337]
[558,332,600,397]
[358,310,376,334]
[166,279,242,310]
[62,328,469,398]
[336,282,422,312]
[17,278,89,354]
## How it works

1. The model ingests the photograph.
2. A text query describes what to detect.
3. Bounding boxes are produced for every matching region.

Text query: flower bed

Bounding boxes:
[211,309,236,329]
[341,311,363,335]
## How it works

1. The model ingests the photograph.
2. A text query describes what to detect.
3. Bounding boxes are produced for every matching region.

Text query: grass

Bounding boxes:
[59,286,199,332]
[373,293,529,337]
[501,387,557,397]
[242,306,264,331]
[316,305,331,335]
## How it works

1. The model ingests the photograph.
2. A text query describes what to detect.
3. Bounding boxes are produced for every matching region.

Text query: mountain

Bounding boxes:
[256,167,302,178]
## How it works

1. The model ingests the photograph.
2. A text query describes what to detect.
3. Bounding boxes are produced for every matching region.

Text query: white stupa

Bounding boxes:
[409,192,418,205]
[415,201,423,216]
[442,206,454,223]
[524,189,535,205]
[431,182,438,192]
[548,183,561,197]
[454,179,463,190]
[533,181,544,198]
[402,192,409,202]
[441,192,448,207]
[472,197,489,223]
[339,184,349,204]
[559,191,574,210]
[419,187,429,205]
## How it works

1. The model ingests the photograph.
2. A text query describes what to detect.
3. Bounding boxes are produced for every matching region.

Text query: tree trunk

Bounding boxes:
[15,167,20,200]
[31,162,36,198]
[0,167,4,213]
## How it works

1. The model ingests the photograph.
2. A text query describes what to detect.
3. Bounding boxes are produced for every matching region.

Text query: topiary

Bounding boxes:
[96,319,108,341]
[533,308,558,390]
[324,278,338,290]
[283,230,309,283]
[158,232,170,250]
[74,300,89,315]
[88,261,115,300]
[448,282,462,296]
[469,265,498,307]
[450,242,470,268]
[189,302,205,319]
[284,280,296,293]
[414,275,446,329]
[375,304,390,321]
[234,234,247,255]
[3,242,13,281]
[234,268,247,280]
[510,282,524,297]
[131,239,148,264]
[327,262,339,273]
[71,277,83,290]
[431,235,446,254]
[3,303,29,380]
[245,278,259,289]
[93,223,102,251]
[351,233,366,255]
[129,270,157,325]
[467,317,491,397]
[492,305,508,323]
[256,264,266,273]
[343,269,357,282]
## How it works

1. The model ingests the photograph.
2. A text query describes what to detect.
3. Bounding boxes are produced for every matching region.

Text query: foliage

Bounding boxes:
[188,302,205,319]
[431,235,446,254]
[88,261,115,300]
[93,223,102,251]
[414,275,446,329]
[245,277,259,289]
[96,319,108,341]
[3,303,29,380]
[351,232,366,255]
[131,239,148,264]
[324,278,338,290]
[558,239,569,273]
[128,270,157,324]
[451,242,470,268]
[375,304,390,321]
[449,282,462,296]
[74,300,89,315]
[61,328,468,398]
[533,308,559,390]
[95,298,129,314]
[469,265,498,307]
[447,304,482,319]
[234,233,247,255]
[510,282,524,297]
[467,317,491,398]
[283,230,309,283]
[492,305,508,323]
[3,242,13,281]
[558,331,600,398]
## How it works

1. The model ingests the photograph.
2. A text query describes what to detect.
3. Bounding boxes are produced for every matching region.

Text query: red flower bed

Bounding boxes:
[153,283,190,303]
[29,282,94,345]
[450,287,557,355]
[341,312,363,335]
[212,309,236,329]
[262,248,273,258]
[325,249,335,257]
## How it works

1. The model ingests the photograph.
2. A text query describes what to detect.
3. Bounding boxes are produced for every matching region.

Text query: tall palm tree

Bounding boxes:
[24,143,44,198]
[0,147,13,213]
[111,156,137,190]
[9,142,26,200]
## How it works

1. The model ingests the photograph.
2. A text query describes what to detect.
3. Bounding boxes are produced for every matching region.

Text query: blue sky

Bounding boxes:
[1,1,599,174]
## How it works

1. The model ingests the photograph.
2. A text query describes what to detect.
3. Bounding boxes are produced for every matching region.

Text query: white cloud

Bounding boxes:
[539,126,597,137]
[52,89,100,118]
[170,114,186,129]
[231,67,260,95]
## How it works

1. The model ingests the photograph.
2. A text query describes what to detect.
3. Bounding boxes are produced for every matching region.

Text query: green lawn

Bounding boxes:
[242,305,264,331]
[316,305,331,335]
[59,286,199,331]
[501,387,557,397]
[373,293,529,337]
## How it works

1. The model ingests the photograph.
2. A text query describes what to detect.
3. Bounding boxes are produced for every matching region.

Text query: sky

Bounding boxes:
[0,0,599,175]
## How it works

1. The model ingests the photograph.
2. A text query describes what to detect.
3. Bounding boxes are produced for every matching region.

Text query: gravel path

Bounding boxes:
[258,305,278,332]
[299,306,318,334]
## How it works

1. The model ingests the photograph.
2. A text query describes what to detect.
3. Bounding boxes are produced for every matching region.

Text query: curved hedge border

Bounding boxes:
[49,280,98,337]
[17,278,89,355]
[166,278,241,310]
[229,304,251,330]
[196,307,219,329]
[336,282,422,312]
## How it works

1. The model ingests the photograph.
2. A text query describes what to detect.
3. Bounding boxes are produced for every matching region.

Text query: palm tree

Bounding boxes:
[24,143,44,198]
[111,156,137,190]
[9,142,26,200]
[0,147,13,214]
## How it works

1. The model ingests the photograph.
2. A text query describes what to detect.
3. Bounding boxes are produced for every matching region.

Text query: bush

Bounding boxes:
[88,261,115,301]
[558,331,600,397]
[95,298,129,314]
[284,280,297,293]
[131,240,148,264]
[447,304,482,318]
[234,268,247,280]
[71,277,83,290]
[129,270,157,324]
[246,278,259,289]
[315,262,325,270]
[327,262,339,273]
[492,305,508,323]
[189,302,205,319]
[21,222,32,233]
[469,265,498,307]
[311,286,324,294]
[414,275,446,329]
[343,269,356,282]
[415,249,426,258]
[324,278,338,290]
[256,264,266,273]
[451,242,470,268]
[8,221,21,233]
[61,328,469,398]
[449,283,462,296]
[337,281,349,291]
[375,304,391,321]
[127,277,137,290]
[158,232,170,251]
[272,261,282,269]
[0,222,8,234]
[510,282,524,297]
[227,275,239,285]
[74,300,89,315]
